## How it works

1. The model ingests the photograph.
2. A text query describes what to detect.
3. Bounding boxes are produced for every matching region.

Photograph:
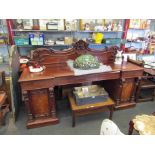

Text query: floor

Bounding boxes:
[0,99,155,135]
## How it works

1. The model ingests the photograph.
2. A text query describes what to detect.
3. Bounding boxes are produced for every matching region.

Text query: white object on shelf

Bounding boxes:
[20,58,29,64]
[123,53,137,61]
[107,24,112,31]
[39,19,49,30]
[144,65,151,69]
[117,23,123,31]
[45,40,55,45]
[142,55,155,63]
[56,40,65,45]
[29,66,44,73]
[58,20,64,30]
[94,25,104,31]
[23,19,33,30]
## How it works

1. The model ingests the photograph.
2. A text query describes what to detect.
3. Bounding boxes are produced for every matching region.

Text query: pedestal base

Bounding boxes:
[26,117,59,129]
[114,102,136,110]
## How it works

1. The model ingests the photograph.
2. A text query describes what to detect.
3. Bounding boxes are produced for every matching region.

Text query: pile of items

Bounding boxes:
[73,85,109,106]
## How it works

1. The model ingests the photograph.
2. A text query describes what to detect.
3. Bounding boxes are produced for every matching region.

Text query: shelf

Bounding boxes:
[89,43,120,45]
[12,29,74,32]
[0,44,8,46]
[12,29,123,33]
[16,44,72,48]
[76,30,123,33]
[128,28,150,31]
[126,41,146,44]
[16,42,121,48]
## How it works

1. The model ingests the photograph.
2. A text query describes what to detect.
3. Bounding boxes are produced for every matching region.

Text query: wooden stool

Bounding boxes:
[68,94,115,127]
[136,79,155,102]
[128,112,155,135]
[0,92,9,125]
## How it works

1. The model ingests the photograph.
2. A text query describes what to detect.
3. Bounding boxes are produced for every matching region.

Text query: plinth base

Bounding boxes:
[114,102,136,110]
[26,117,59,129]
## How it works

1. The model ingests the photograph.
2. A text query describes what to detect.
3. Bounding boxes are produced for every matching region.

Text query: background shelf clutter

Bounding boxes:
[2,19,155,62]
[11,19,124,54]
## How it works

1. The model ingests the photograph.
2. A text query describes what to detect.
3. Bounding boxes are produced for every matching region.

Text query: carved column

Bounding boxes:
[135,77,142,102]
[131,77,141,102]
[49,87,56,118]
[116,78,125,106]
[23,90,33,120]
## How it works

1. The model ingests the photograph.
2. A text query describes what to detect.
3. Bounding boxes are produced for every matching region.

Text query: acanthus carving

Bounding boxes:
[33,48,51,59]
[30,40,118,65]
[73,40,89,50]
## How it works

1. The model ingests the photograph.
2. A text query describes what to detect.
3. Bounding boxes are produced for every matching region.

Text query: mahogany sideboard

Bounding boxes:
[18,40,144,128]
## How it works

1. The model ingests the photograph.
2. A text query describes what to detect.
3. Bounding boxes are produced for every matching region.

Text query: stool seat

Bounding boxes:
[68,93,115,127]
[136,78,155,102]
[141,79,155,89]
[129,114,155,135]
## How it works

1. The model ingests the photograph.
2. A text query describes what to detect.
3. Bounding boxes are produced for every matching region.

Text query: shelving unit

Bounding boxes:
[6,19,125,56]
[0,20,10,68]
[125,20,150,50]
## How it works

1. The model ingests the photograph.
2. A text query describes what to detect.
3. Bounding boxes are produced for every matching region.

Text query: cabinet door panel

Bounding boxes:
[30,89,50,117]
[121,79,134,102]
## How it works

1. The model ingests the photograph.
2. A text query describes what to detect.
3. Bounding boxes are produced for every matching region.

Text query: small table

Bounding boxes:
[68,94,115,127]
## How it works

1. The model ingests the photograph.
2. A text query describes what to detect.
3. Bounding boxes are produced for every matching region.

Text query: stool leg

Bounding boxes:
[109,105,114,120]
[128,120,134,135]
[72,112,76,127]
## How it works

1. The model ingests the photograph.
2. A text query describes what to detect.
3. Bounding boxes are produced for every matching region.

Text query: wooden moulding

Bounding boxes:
[27,117,59,129]
[30,40,117,66]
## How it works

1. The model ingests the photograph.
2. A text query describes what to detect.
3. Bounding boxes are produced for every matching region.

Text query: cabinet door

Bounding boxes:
[29,89,52,118]
[120,78,135,102]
